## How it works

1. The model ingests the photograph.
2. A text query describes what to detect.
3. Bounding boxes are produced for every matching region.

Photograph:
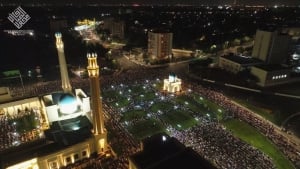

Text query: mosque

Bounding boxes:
[0,33,109,169]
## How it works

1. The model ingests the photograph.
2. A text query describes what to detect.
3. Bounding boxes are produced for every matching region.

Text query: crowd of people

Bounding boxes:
[189,82,300,168]
[171,121,275,169]
[103,76,277,169]
[0,109,44,151]
[4,67,300,169]
[101,103,141,169]
[0,116,19,150]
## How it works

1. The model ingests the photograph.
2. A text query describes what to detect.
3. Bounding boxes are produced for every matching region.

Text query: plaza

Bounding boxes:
[1,68,299,169]
[100,75,296,169]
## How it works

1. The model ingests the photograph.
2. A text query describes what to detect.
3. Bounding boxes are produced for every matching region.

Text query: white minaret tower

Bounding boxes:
[87,53,107,153]
[55,32,72,93]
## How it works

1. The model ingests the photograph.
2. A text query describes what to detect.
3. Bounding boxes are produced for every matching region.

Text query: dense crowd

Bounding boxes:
[101,76,277,169]
[0,109,44,151]
[190,82,300,168]
[171,121,275,169]
[0,116,19,150]
[5,67,300,168]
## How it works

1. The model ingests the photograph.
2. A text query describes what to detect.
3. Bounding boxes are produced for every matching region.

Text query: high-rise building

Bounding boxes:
[87,53,108,153]
[55,32,72,93]
[218,28,300,86]
[103,17,125,39]
[252,29,291,64]
[148,31,173,60]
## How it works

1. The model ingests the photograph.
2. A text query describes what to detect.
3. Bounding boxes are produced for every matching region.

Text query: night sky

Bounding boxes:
[1,0,299,6]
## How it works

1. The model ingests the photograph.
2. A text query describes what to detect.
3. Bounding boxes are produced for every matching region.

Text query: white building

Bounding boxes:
[163,74,182,93]
[148,31,173,60]
[250,65,295,87]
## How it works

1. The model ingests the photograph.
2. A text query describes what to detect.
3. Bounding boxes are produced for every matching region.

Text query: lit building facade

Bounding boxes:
[4,137,96,169]
[103,18,125,39]
[250,65,293,87]
[218,28,300,87]
[0,35,110,169]
[0,87,12,102]
[0,93,91,169]
[148,31,173,60]
[252,29,291,64]
[163,73,182,93]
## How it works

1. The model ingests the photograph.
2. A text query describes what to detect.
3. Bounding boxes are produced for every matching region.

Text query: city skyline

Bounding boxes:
[1,0,299,6]
[0,3,300,169]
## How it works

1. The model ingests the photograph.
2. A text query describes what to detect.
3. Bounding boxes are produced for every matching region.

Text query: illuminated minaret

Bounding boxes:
[87,53,107,153]
[55,32,72,93]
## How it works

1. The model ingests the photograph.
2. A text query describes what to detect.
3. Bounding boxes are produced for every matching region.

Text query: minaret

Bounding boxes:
[87,53,107,153]
[55,32,72,93]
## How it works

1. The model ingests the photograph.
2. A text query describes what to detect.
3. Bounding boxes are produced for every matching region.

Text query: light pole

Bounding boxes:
[19,73,25,95]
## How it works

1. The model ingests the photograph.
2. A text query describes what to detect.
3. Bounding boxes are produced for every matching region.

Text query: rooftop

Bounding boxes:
[253,64,291,71]
[0,115,92,168]
[130,133,217,169]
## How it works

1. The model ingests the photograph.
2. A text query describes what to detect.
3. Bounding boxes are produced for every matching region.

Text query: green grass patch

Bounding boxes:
[192,94,227,121]
[150,101,174,112]
[102,89,131,109]
[112,96,130,108]
[131,85,146,94]
[193,94,225,113]
[133,91,156,102]
[176,95,224,121]
[223,119,295,169]
[143,91,156,101]
[102,90,120,101]
[161,110,198,130]
[10,112,39,133]
[121,110,147,122]
[153,82,163,91]
[128,118,165,140]
[176,95,207,114]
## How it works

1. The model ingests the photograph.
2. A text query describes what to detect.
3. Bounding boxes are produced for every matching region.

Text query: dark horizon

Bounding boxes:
[1,0,299,6]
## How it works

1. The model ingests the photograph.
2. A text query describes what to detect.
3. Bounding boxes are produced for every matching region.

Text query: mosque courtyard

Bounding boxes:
[102,78,227,140]
[102,78,294,169]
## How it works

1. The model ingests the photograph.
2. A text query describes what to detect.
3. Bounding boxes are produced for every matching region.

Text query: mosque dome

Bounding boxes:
[58,93,78,114]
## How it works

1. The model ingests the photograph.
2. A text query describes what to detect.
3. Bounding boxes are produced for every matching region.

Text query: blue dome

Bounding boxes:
[59,93,76,104]
[58,93,78,114]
